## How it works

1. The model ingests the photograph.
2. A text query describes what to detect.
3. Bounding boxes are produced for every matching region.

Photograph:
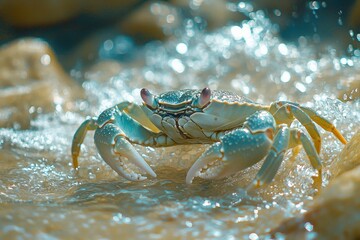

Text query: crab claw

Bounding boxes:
[186,142,224,184]
[186,111,276,184]
[94,123,156,181]
[186,128,274,184]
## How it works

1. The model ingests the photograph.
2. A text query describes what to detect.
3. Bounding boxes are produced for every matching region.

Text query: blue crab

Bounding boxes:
[71,88,347,187]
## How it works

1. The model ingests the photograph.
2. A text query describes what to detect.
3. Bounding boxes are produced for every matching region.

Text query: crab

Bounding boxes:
[71,88,347,187]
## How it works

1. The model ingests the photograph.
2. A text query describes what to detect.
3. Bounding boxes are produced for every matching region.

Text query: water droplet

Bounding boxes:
[169,59,185,73]
[304,222,314,232]
[231,26,243,40]
[309,1,320,10]
[249,232,259,240]
[278,43,289,55]
[40,54,51,66]
[281,71,291,83]
[295,82,307,93]
[307,60,318,72]
[176,43,188,54]
[349,29,354,37]
[305,76,313,83]
[274,9,281,16]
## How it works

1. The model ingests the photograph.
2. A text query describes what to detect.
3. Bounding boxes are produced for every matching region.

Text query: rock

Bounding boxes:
[0,0,79,27]
[338,75,360,102]
[118,2,180,41]
[0,38,83,129]
[83,61,124,83]
[348,0,360,27]
[272,131,360,239]
[332,130,360,176]
[0,0,139,27]
[173,0,245,30]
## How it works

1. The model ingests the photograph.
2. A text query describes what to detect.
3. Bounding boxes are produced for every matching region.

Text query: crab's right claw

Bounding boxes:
[186,142,224,184]
[187,111,277,184]
[95,124,156,181]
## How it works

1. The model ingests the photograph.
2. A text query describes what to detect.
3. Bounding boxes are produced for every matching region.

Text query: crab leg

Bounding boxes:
[289,128,323,188]
[249,127,322,189]
[71,117,98,168]
[272,103,322,153]
[299,106,347,144]
[249,125,290,188]
[186,111,276,184]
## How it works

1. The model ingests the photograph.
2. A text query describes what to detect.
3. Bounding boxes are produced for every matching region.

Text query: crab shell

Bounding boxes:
[140,88,269,144]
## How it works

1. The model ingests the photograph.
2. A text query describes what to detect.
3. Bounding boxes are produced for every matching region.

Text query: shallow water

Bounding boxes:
[1,3,360,239]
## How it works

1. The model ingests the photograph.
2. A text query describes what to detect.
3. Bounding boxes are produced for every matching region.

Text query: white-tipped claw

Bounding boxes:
[114,136,157,178]
[186,142,223,184]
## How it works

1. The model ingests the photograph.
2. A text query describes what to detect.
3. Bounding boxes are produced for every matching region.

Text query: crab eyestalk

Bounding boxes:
[141,88,157,109]
[193,87,211,108]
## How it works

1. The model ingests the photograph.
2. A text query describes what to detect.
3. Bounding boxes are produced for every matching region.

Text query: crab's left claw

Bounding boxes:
[94,123,157,181]
[186,111,276,184]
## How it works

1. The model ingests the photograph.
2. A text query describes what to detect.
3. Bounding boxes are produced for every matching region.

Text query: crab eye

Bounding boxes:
[141,88,157,109]
[193,87,211,108]
[198,87,211,107]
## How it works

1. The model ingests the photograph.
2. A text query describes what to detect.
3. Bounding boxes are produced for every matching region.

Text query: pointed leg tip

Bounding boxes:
[247,179,262,191]
[150,171,157,178]
[185,175,194,185]
[186,179,193,185]
[72,155,79,169]
[332,128,347,145]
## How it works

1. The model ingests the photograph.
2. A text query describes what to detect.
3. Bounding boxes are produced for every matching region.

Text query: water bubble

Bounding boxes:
[281,71,291,83]
[169,59,185,73]
[278,43,289,55]
[249,232,259,240]
[274,9,281,17]
[295,82,307,93]
[309,1,320,10]
[40,54,51,66]
[349,30,354,37]
[238,2,246,9]
[307,60,318,72]
[304,222,314,232]
[305,76,313,84]
[203,200,211,207]
[176,43,188,54]
[340,58,347,65]
[166,14,175,24]
[185,221,193,227]
[103,39,113,51]
[231,26,243,40]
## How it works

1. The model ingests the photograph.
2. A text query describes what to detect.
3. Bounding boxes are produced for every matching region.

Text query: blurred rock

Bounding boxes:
[0,0,79,27]
[272,131,360,239]
[338,75,360,101]
[0,0,139,28]
[332,130,360,176]
[348,0,360,27]
[173,0,245,30]
[119,2,180,41]
[273,166,360,239]
[0,38,83,129]
[84,61,124,83]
